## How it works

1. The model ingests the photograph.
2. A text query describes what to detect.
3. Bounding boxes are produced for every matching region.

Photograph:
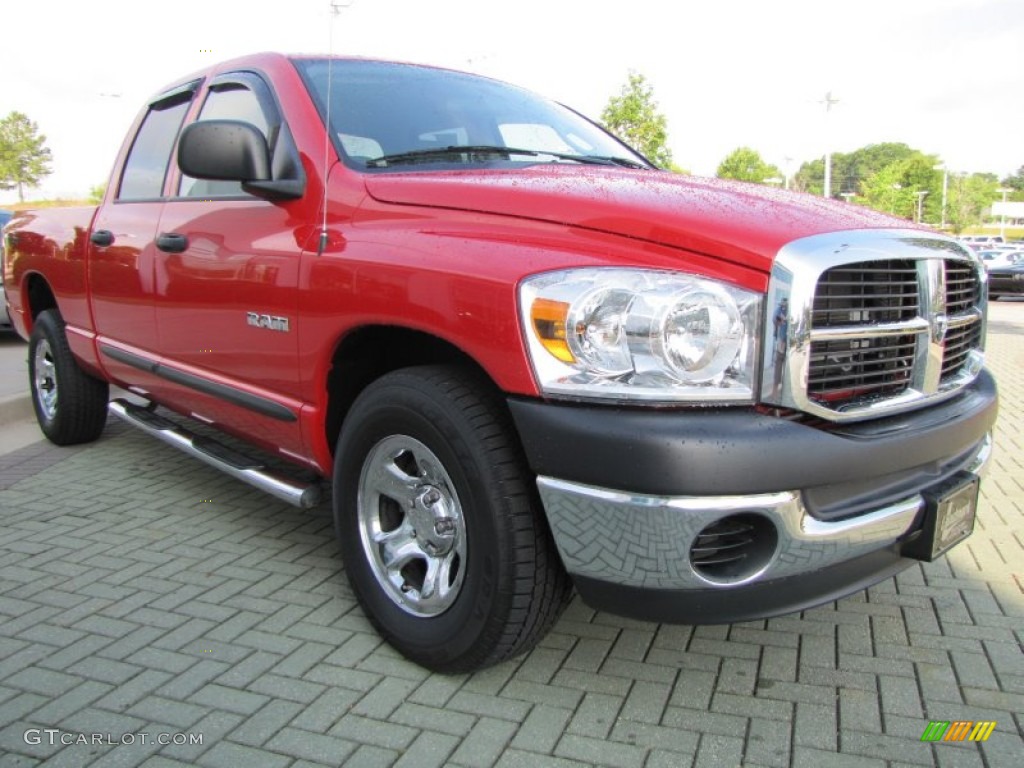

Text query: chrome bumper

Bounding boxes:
[536,433,992,591]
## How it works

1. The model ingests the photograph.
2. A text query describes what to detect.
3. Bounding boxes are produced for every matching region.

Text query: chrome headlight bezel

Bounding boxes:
[519,268,762,404]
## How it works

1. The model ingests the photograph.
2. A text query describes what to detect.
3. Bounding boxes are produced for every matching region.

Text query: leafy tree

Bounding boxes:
[795,143,925,199]
[946,172,999,234]
[859,152,942,221]
[88,183,107,204]
[859,161,917,218]
[792,142,943,221]
[601,72,673,168]
[1000,165,1024,201]
[0,111,53,201]
[716,147,781,184]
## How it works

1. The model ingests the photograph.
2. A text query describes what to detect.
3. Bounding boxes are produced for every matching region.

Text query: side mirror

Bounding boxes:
[178,120,271,181]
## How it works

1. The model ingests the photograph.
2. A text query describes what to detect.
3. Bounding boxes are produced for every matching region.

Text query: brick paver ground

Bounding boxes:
[1,303,1022,768]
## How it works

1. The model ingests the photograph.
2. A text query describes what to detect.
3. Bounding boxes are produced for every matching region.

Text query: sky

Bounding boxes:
[1,0,1022,202]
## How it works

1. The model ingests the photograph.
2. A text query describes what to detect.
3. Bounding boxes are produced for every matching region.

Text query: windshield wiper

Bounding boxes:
[365,145,537,168]
[364,145,647,169]
[583,155,650,169]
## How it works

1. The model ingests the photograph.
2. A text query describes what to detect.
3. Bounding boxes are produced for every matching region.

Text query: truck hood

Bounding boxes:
[364,166,911,273]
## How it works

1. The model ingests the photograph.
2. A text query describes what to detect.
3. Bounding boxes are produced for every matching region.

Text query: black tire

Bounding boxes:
[334,365,572,673]
[28,309,109,445]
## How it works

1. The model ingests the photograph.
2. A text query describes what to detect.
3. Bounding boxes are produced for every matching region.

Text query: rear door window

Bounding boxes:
[118,91,194,201]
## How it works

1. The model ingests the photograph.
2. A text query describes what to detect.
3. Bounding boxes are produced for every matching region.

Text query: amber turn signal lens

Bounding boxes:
[531,298,574,363]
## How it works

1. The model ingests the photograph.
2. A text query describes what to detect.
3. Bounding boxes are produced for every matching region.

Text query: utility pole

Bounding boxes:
[940,167,948,230]
[916,190,929,224]
[820,91,839,199]
[997,187,1011,240]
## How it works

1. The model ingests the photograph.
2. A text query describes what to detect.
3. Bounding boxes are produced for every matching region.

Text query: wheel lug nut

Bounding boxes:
[434,517,456,536]
[422,489,441,506]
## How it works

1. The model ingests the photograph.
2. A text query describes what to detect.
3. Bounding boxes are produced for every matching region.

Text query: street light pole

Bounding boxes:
[820,91,839,199]
[941,168,948,230]
[996,187,1011,240]
[916,190,929,224]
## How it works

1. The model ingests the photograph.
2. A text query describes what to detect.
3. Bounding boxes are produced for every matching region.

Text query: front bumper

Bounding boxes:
[508,370,997,623]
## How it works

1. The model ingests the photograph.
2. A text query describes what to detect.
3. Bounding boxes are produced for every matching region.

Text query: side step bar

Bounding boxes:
[109,399,322,509]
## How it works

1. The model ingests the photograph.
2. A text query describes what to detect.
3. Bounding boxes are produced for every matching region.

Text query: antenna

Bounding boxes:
[319,0,354,255]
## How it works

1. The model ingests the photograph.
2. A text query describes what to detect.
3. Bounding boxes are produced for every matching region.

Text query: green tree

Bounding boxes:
[946,173,999,234]
[795,143,926,199]
[600,72,673,168]
[0,111,53,201]
[88,182,107,204]
[859,152,942,221]
[1000,165,1024,201]
[859,161,917,218]
[716,147,781,184]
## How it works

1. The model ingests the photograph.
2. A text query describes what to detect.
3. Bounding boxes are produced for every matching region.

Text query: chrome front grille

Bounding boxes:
[811,260,919,327]
[945,260,980,314]
[762,231,987,423]
[941,320,982,381]
[808,334,916,403]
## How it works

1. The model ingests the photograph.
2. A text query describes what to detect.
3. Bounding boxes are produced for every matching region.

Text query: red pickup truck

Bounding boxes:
[2,53,997,672]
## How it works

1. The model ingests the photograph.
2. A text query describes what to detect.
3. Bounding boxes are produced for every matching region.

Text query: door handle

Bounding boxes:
[156,232,188,253]
[90,229,114,247]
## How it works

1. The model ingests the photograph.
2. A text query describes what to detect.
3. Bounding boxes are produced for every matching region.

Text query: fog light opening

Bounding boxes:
[689,513,778,585]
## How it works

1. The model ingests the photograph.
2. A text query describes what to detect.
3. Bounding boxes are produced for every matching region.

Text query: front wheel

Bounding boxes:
[334,365,571,673]
[28,309,109,445]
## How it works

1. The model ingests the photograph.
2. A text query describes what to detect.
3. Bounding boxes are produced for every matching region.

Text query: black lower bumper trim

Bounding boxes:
[508,370,997,499]
[571,547,913,624]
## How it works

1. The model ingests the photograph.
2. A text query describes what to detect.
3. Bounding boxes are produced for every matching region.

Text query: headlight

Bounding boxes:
[520,268,761,403]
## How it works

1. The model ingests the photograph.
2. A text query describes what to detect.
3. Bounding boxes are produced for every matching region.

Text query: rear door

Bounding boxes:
[91,83,197,388]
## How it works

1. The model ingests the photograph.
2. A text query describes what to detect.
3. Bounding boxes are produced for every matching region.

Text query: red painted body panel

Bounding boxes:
[5,207,95,333]
[364,168,911,272]
[88,201,164,389]
[3,207,106,376]
[1,52,921,478]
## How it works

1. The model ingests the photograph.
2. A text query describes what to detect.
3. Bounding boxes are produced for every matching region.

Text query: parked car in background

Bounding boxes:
[988,259,1024,299]
[0,209,14,330]
[959,235,1004,246]
[978,250,1024,269]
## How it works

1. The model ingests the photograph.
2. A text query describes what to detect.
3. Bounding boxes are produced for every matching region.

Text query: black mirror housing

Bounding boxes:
[178,120,271,181]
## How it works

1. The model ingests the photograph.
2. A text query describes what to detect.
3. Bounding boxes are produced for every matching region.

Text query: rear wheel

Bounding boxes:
[334,365,571,673]
[28,309,109,445]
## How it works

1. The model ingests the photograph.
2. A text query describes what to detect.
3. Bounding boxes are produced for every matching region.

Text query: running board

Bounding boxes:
[108,399,322,509]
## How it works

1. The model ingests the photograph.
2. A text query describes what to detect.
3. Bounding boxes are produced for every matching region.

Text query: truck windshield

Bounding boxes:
[293,59,653,172]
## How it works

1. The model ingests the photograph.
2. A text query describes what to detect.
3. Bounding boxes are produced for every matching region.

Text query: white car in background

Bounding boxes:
[977,249,1024,270]
[959,235,1005,246]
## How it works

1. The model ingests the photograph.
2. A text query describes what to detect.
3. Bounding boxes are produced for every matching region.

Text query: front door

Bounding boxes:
[152,74,307,455]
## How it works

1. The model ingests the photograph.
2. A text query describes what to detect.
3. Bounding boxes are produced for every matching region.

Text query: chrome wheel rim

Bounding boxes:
[357,435,467,617]
[33,339,58,421]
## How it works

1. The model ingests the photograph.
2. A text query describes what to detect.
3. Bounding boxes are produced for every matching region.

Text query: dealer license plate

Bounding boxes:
[904,474,979,562]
